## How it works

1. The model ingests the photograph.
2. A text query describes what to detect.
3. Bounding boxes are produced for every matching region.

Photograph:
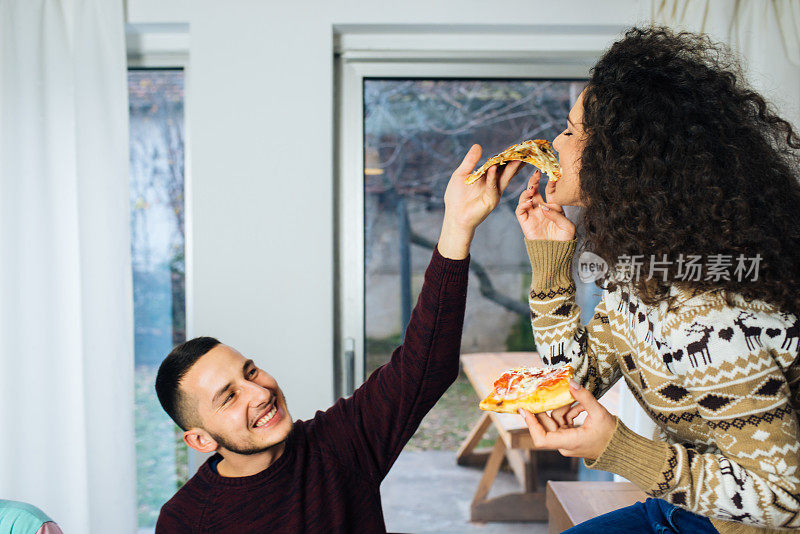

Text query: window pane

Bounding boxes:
[128,68,187,530]
[364,79,583,449]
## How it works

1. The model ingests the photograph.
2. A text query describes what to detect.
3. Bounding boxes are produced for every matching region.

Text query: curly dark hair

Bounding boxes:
[578,26,800,316]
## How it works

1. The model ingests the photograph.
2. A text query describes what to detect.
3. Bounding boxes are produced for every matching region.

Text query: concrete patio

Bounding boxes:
[381,450,552,534]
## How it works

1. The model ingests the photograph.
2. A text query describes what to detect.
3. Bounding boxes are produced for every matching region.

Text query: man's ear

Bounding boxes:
[183,428,218,454]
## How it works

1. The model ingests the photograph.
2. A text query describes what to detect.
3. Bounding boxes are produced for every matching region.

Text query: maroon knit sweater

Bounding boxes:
[155,248,469,533]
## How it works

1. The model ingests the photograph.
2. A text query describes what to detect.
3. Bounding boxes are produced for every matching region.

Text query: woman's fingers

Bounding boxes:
[517,178,539,221]
[541,204,575,231]
[516,168,574,240]
[545,176,556,197]
[551,404,572,427]
[568,381,609,420]
[535,411,559,432]
[519,408,547,443]
[526,171,545,205]
[531,189,547,207]
[528,169,541,189]
[517,187,535,213]
[565,405,586,426]
[520,407,587,452]
[552,411,566,427]
[515,200,533,220]
[542,202,563,213]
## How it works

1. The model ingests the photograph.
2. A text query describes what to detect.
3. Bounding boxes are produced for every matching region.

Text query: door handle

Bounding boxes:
[344,337,355,395]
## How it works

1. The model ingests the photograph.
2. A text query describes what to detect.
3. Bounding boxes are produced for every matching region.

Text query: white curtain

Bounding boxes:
[0,1,136,533]
[653,0,800,129]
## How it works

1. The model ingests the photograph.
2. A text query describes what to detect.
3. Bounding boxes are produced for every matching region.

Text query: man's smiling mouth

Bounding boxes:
[253,401,278,428]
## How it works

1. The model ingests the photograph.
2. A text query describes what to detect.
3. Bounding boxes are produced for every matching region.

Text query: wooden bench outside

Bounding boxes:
[546,481,647,533]
[458,352,620,523]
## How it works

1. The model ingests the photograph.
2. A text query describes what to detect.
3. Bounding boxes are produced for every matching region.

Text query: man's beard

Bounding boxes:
[209,431,285,456]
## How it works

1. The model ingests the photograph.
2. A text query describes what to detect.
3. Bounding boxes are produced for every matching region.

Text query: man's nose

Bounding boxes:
[243,380,271,406]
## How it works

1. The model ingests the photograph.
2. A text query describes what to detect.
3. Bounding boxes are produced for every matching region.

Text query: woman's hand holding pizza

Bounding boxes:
[518,380,617,460]
[438,144,523,259]
[515,170,575,241]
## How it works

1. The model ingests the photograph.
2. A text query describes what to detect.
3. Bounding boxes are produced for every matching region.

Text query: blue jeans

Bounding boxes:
[563,498,718,534]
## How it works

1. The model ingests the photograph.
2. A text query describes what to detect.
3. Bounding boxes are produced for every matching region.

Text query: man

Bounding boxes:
[154,148,523,533]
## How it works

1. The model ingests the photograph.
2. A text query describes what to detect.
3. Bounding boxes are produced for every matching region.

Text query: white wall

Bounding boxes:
[127,0,649,420]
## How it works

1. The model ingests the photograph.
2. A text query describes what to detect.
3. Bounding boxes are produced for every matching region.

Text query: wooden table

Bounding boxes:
[458,352,620,523]
[546,481,646,533]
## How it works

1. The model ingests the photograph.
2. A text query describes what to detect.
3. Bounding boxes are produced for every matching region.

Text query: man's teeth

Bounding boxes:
[254,405,278,428]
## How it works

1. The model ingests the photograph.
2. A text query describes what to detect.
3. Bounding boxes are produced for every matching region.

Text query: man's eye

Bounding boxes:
[248,368,258,378]
[224,392,235,404]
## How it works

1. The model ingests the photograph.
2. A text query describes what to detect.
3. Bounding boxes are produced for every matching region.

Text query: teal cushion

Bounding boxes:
[0,500,53,534]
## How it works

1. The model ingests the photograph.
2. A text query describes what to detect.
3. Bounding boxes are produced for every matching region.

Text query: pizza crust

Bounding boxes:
[465,139,562,185]
[479,364,574,415]
[479,384,574,414]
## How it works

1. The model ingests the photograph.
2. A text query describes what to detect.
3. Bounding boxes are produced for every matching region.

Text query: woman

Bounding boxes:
[515,27,800,533]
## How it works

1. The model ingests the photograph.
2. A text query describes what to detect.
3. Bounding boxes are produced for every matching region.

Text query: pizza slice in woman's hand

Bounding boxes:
[479,364,574,414]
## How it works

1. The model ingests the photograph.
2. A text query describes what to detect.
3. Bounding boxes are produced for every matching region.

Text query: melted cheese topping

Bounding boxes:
[493,365,571,400]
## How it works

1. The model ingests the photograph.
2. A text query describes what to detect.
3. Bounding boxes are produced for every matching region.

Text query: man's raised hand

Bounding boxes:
[438,144,523,259]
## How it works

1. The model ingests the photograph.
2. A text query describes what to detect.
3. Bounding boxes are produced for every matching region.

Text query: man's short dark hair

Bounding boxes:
[155,336,221,431]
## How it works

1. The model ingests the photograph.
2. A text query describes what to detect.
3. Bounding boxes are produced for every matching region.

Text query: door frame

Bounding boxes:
[334,27,619,398]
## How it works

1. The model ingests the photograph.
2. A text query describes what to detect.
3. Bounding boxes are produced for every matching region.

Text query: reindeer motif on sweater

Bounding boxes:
[525,238,800,534]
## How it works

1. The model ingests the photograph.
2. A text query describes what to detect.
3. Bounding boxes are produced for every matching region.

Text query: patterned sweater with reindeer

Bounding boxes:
[526,238,800,534]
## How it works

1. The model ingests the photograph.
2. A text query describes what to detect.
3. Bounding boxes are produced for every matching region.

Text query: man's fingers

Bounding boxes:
[456,144,483,175]
[486,165,499,190]
[498,160,522,192]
